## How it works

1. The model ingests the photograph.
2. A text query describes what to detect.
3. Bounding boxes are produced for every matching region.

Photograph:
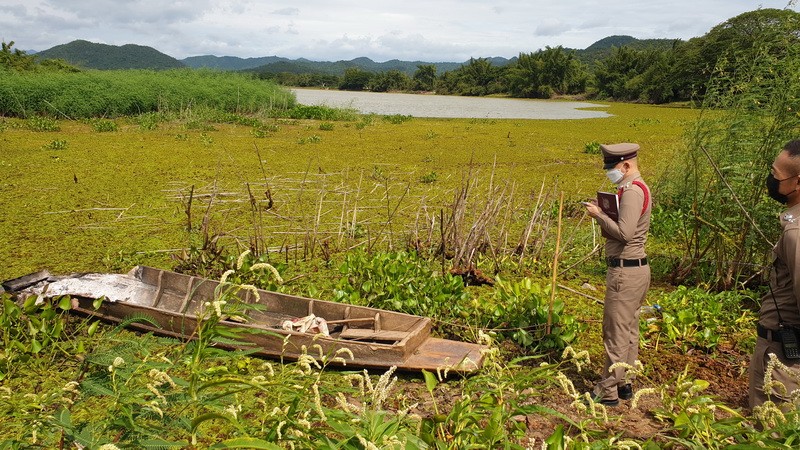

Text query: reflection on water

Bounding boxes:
[292,88,610,120]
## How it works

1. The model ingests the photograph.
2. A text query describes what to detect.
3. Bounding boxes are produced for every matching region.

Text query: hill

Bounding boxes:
[575,35,680,63]
[185,55,484,76]
[32,35,677,74]
[181,55,289,71]
[35,40,185,70]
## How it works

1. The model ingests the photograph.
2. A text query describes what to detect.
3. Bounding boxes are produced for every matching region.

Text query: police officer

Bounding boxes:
[583,143,652,406]
[749,139,800,408]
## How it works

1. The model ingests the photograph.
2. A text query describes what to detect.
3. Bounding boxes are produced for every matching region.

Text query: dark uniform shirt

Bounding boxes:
[759,203,800,330]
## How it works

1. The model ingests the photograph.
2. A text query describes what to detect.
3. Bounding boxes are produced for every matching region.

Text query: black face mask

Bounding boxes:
[767,173,789,204]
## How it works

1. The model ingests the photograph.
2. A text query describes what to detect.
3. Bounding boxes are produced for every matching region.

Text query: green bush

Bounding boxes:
[334,250,469,319]
[27,116,59,131]
[90,118,117,132]
[0,69,296,118]
[644,286,757,352]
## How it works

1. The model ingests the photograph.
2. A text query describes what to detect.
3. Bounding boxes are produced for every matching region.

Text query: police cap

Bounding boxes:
[601,143,639,169]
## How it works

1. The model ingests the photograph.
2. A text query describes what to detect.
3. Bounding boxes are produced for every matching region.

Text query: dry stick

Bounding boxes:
[699,145,773,248]
[546,192,564,335]
[186,185,194,231]
[557,283,604,305]
[115,204,135,221]
[338,188,348,249]
[440,208,446,274]
[351,171,363,245]
[368,182,410,253]
[518,180,547,265]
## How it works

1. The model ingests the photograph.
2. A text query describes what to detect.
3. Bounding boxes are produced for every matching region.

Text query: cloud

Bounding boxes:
[535,18,570,37]
[2,0,798,61]
[272,7,299,16]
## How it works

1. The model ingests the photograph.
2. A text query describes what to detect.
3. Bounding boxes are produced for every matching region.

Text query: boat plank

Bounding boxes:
[339,329,411,342]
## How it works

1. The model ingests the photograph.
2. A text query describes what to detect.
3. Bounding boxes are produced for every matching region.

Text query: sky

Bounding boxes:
[1,1,798,62]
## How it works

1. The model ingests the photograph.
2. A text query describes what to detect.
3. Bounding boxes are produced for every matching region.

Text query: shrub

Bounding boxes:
[27,116,59,131]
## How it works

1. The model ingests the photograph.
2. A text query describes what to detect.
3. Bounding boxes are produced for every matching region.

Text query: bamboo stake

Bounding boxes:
[546,192,564,335]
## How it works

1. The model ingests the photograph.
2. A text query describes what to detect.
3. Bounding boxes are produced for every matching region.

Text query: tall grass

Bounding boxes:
[0,68,296,118]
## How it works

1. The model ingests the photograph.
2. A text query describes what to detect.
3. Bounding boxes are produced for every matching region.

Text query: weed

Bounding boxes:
[200,133,214,146]
[185,120,217,132]
[90,119,118,132]
[583,141,601,154]
[318,122,334,131]
[643,286,757,353]
[136,112,161,130]
[42,139,67,150]
[425,130,439,139]
[27,116,60,132]
[419,171,438,184]
[383,114,412,124]
[251,123,279,138]
[297,135,321,144]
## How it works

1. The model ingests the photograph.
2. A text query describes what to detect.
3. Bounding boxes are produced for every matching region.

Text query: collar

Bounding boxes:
[616,171,642,189]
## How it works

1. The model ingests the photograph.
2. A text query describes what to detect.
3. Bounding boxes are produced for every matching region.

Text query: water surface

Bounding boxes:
[292,88,610,120]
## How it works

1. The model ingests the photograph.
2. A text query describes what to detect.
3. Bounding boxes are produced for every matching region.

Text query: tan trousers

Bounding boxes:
[594,265,650,401]
[749,336,800,408]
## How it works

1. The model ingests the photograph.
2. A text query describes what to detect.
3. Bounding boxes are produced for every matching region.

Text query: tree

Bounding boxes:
[435,58,505,96]
[339,68,373,91]
[0,41,36,71]
[412,64,436,91]
[671,8,800,101]
[658,11,800,288]
[506,46,587,98]
[368,70,411,92]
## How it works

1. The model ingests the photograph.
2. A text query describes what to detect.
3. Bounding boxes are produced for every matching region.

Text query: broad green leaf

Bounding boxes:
[422,369,438,393]
[57,296,72,310]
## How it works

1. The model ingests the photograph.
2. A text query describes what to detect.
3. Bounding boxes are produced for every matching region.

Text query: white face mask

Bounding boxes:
[606,168,624,184]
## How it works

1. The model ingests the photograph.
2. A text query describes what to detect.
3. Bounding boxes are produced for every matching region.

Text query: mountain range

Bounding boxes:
[32,36,679,74]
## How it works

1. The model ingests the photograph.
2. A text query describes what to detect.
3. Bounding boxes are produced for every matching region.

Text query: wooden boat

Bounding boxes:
[2,266,485,373]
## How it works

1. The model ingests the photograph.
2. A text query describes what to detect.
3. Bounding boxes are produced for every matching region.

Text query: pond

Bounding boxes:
[292,88,611,120]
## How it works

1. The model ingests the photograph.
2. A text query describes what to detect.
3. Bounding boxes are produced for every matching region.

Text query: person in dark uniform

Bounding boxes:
[583,143,652,406]
[749,139,800,408]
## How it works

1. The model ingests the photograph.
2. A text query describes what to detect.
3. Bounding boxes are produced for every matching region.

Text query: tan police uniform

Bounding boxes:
[748,203,800,408]
[592,143,652,402]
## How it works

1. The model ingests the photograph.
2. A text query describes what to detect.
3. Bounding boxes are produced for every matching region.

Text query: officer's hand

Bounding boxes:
[582,200,601,218]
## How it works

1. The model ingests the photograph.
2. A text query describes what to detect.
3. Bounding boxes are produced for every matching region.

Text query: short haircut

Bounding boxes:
[785,139,800,158]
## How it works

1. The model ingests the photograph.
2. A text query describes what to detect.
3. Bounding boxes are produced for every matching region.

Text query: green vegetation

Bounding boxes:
[658,9,800,289]
[0,94,771,447]
[0,67,296,118]
[2,6,800,447]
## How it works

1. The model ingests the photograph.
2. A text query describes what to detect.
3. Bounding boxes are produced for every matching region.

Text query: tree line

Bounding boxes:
[257,8,798,104]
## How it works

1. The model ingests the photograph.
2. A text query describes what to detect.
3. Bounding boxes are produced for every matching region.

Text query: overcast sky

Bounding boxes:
[1,1,797,62]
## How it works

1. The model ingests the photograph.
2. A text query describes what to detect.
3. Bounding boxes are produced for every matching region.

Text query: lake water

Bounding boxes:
[292,88,610,120]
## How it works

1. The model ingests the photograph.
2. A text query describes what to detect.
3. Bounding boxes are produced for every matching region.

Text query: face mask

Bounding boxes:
[766,172,789,204]
[606,169,624,185]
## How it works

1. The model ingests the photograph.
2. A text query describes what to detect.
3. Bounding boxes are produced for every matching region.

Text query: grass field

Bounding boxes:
[6,101,782,448]
[0,102,695,280]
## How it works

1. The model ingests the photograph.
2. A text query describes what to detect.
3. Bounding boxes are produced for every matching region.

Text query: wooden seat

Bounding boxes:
[339,329,410,342]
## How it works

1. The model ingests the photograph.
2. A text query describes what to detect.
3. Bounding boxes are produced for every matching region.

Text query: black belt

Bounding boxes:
[607,257,648,268]
[757,323,784,342]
